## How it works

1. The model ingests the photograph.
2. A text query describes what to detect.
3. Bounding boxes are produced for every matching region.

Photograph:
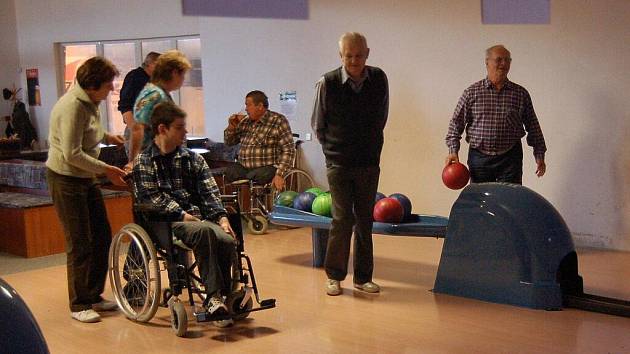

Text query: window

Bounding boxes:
[177,38,204,137]
[60,36,204,136]
[63,45,97,92]
[104,42,137,136]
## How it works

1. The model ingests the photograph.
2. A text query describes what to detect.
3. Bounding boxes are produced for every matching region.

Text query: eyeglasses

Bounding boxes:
[489,57,512,64]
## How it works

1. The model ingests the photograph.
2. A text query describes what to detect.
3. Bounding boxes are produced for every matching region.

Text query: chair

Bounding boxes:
[223,134,315,235]
[108,192,276,337]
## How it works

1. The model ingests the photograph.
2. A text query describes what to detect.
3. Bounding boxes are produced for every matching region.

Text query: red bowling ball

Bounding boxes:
[373,197,404,223]
[442,162,470,190]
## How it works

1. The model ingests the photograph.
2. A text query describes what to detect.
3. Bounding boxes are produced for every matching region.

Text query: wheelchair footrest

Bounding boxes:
[193,310,233,323]
[192,298,276,323]
[259,298,276,308]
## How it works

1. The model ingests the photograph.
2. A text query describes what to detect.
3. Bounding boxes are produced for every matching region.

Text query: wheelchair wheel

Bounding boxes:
[226,290,254,320]
[282,169,314,193]
[168,297,188,337]
[109,223,161,322]
[247,214,268,235]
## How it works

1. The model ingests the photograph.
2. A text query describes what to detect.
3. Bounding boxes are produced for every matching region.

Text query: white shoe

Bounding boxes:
[212,318,234,328]
[71,309,101,323]
[207,296,228,316]
[326,279,342,296]
[354,281,381,293]
[92,299,118,312]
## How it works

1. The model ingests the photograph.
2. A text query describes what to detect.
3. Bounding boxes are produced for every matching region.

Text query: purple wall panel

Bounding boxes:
[482,0,550,24]
[182,0,309,20]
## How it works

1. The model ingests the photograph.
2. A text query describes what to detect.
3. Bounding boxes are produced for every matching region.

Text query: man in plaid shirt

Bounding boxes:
[445,45,547,184]
[224,90,295,190]
[132,101,236,327]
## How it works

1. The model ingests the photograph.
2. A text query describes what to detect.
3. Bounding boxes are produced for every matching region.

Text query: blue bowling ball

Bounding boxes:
[375,192,386,203]
[293,191,317,212]
[389,193,412,220]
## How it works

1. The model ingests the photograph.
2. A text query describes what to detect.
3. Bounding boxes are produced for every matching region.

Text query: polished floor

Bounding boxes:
[3,226,630,354]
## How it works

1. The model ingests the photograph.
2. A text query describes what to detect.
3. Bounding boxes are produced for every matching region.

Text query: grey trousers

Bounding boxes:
[171,221,236,296]
[46,169,112,312]
[324,165,380,284]
[224,163,277,185]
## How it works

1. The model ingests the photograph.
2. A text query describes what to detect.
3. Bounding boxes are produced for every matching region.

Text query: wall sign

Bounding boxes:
[482,0,550,24]
[182,0,309,19]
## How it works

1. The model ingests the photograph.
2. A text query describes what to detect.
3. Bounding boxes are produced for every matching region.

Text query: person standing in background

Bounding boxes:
[118,51,160,160]
[127,50,191,168]
[311,32,389,296]
[445,45,547,184]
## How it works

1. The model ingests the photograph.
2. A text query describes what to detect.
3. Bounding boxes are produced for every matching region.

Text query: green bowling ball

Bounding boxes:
[311,193,332,217]
[275,190,299,207]
[305,187,325,196]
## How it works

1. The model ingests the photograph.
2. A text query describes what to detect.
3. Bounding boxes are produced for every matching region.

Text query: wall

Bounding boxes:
[12,0,200,147]
[0,0,20,133]
[7,0,630,250]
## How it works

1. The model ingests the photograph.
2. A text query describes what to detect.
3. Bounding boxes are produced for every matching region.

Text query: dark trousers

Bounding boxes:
[467,143,523,184]
[325,165,380,283]
[224,163,277,185]
[46,169,112,312]
[171,221,236,296]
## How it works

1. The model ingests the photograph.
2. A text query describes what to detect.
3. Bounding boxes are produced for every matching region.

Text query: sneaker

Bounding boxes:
[325,279,342,296]
[207,295,228,316]
[212,318,235,328]
[92,299,118,312]
[71,309,101,323]
[353,281,380,293]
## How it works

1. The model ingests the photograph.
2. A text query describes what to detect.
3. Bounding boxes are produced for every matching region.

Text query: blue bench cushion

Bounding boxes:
[0,159,47,190]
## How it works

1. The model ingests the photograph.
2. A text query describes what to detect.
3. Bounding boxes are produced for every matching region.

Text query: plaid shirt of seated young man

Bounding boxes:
[132,143,227,222]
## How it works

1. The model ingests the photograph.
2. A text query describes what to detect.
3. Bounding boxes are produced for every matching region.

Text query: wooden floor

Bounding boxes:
[3,227,630,354]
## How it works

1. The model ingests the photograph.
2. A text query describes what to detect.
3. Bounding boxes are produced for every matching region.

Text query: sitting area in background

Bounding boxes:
[0,135,234,257]
[0,158,131,258]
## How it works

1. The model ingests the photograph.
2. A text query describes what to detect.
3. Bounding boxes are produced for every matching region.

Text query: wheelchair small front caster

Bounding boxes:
[247,215,268,235]
[168,297,188,337]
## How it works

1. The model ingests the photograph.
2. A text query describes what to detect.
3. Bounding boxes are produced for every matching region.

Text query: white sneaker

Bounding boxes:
[71,309,101,323]
[92,299,118,312]
[207,296,228,316]
[326,279,342,296]
[212,318,234,328]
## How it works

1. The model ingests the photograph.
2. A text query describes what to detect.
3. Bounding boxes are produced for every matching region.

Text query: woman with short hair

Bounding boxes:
[46,56,127,323]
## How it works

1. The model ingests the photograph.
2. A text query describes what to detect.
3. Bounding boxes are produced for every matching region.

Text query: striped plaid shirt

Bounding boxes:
[132,143,227,222]
[446,78,546,160]
[224,110,295,176]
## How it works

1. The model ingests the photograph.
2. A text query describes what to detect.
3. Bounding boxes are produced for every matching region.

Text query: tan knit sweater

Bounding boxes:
[46,84,108,178]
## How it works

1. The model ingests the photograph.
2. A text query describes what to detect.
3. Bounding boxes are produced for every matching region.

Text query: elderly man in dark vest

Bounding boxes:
[311,32,389,296]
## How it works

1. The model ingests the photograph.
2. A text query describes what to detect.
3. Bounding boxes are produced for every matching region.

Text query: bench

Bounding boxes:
[269,205,449,267]
[0,159,132,258]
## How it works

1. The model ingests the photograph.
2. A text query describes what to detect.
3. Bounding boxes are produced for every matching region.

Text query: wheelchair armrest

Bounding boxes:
[133,203,181,222]
[220,194,238,203]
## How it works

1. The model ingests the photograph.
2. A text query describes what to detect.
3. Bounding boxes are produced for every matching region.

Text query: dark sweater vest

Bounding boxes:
[322,66,388,167]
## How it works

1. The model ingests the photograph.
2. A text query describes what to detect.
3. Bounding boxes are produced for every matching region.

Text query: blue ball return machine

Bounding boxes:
[434,182,630,316]
[270,182,630,317]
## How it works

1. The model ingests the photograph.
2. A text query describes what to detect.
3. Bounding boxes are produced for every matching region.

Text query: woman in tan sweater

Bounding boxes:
[46,56,126,323]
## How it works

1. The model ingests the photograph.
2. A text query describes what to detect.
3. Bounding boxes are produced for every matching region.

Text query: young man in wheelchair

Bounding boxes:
[131,101,236,327]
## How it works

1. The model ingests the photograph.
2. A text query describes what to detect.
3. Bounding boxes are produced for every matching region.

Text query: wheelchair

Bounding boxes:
[219,133,315,235]
[224,168,314,235]
[107,193,276,337]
